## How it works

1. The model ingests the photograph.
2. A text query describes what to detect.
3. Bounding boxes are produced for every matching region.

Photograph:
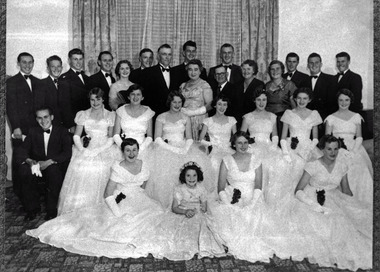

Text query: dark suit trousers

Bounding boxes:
[19,163,66,213]
[11,139,24,199]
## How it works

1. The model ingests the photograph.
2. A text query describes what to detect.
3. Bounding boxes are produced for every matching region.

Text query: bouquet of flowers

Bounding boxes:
[105,192,126,217]
[290,137,299,150]
[83,135,91,148]
[316,189,325,206]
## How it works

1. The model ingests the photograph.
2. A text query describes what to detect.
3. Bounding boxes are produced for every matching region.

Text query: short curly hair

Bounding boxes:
[293,87,314,100]
[336,88,354,104]
[166,91,185,108]
[211,93,231,108]
[318,134,340,150]
[179,162,204,183]
[121,138,139,152]
[230,131,251,150]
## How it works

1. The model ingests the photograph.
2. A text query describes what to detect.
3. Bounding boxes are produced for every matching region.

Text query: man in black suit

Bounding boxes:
[335,52,363,112]
[129,48,154,84]
[140,44,179,115]
[208,43,244,89]
[300,52,337,120]
[6,52,46,198]
[172,40,207,85]
[209,66,237,118]
[42,55,74,129]
[282,52,309,88]
[87,51,116,110]
[16,107,72,221]
[59,48,89,132]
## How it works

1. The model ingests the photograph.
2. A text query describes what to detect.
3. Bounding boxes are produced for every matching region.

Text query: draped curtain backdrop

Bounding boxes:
[72,0,278,82]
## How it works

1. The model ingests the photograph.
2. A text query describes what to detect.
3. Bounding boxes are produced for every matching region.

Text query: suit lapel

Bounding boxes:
[156,65,169,91]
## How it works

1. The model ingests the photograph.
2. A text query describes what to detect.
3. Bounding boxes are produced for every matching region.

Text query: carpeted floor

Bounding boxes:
[4,186,373,272]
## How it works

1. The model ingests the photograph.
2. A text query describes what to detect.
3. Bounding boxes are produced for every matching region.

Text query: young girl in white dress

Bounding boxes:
[57,88,117,215]
[325,89,373,206]
[147,91,215,209]
[292,135,372,271]
[112,84,154,163]
[280,87,322,195]
[199,94,237,195]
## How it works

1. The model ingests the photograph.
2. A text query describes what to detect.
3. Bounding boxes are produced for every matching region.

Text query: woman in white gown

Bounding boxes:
[199,94,237,195]
[27,138,166,259]
[179,59,213,141]
[146,91,215,209]
[240,89,289,207]
[108,60,134,110]
[57,88,117,215]
[325,89,373,206]
[280,87,322,195]
[112,84,154,163]
[292,134,372,271]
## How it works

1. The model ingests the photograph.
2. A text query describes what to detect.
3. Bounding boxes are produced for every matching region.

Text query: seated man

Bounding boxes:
[16,106,72,221]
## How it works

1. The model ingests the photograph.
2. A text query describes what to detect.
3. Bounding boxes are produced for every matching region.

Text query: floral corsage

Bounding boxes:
[316,189,325,206]
[231,188,241,204]
[290,137,299,150]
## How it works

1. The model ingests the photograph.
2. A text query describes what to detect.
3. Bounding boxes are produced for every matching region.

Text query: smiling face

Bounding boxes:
[322,141,339,162]
[286,57,299,73]
[119,63,131,78]
[241,64,255,80]
[47,59,63,79]
[139,51,153,68]
[170,95,183,112]
[295,92,311,108]
[123,144,139,162]
[338,94,351,110]
[19,56,34,75]
[185,169,198,188]
[89,94,104,110]
[128,89,144,105]
[158,47,172,67]
[307,56,322,75]
[220,46,234,65]
[214,66,227,84]
[255,93,267,111]
[187,64,201,80]
[98,53,113,73]
[215,99,228,115]
[336,56,350,73]
[69,53,84,71]
[269,63,283,80]
[36,109,54,131]
[183,46,197,63]
[234,136,249,153]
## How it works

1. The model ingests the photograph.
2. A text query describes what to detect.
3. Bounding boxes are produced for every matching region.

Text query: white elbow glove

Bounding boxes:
[139,137,153,152]
[183,139,193,154]
[105,195,122,217]
[73,135,84,151]
[280,139,292,163]
[85,137,114,157]
[181,106,206,117]
[113,134,123,147]
[155,137,183,154]
[270,136,279,150]
[296,190,328,214]
[310,138,319,150]
[200,139,212,147]
[251,189,262,206]
[352,137,363,153]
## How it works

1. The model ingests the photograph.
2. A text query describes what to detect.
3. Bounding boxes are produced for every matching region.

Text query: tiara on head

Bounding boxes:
[180,161,202,173]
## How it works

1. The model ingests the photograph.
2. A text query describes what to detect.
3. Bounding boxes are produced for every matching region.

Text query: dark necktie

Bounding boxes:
[105,73,111,77]
[161,66,170,72]
[217,85,222,95]
[43,129,51,134]
[24,75,30,80]
[311,75,318,79]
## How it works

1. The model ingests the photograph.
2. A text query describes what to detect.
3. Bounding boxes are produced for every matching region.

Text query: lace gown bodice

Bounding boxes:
[116,105,155,144]
[325,114,362,150]
[203,116,236,151]
[75,109,115,147]
[180,79,211,110]
[224,154,261,201]
[157,112,187,148]
[243,112,276,144]
[110,162,150,193]
[174,183,208,210]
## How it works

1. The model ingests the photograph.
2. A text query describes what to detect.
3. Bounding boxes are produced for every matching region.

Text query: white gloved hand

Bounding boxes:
[73,135,84,151]
[113,134,123,147]
[31,163,43,177]
[139,137,153,152]
[270,136,279,151]
[280,139,292,163]
[155,137,183,154]
[296,190,326,214]
[352,136,363,154]
[105,195,122,217]
[183,139,193,154]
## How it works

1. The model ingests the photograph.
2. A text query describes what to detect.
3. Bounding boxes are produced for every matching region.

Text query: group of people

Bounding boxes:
[6,40,372,270]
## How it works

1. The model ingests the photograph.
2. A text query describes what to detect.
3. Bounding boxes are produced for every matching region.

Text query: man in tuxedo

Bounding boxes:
[300,52,337,120]
[140,44,179,115]
[42,55,74,129]
[129,48,154,84]
[87,51,116,110]
[6,52,46,198]
[172,40,207,85]
[60,48,89,132]
[209,66,237,118]
[282,52,309,87]
[335,52,363,112]
[208,43,244,89]
[16,107,72,221]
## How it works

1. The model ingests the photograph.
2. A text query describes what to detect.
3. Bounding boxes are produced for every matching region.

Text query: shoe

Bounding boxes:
[44,212,57,221]
[24,211,37,221]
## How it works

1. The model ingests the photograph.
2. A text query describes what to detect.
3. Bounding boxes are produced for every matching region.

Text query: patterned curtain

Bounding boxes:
[72,0,278,81]
[72,0,117,75]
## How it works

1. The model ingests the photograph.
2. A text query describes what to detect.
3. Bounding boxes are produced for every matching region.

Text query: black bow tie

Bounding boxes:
[24,75,30,80]
[224,65,232,69]
[105,73,111,77]
[76,71,84,76]
[337,72,344,76]
[43,129,51,134]
[53,78,58,84]
[161,66,170,72]
[311,75,318,79]
[287,72,293,78]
